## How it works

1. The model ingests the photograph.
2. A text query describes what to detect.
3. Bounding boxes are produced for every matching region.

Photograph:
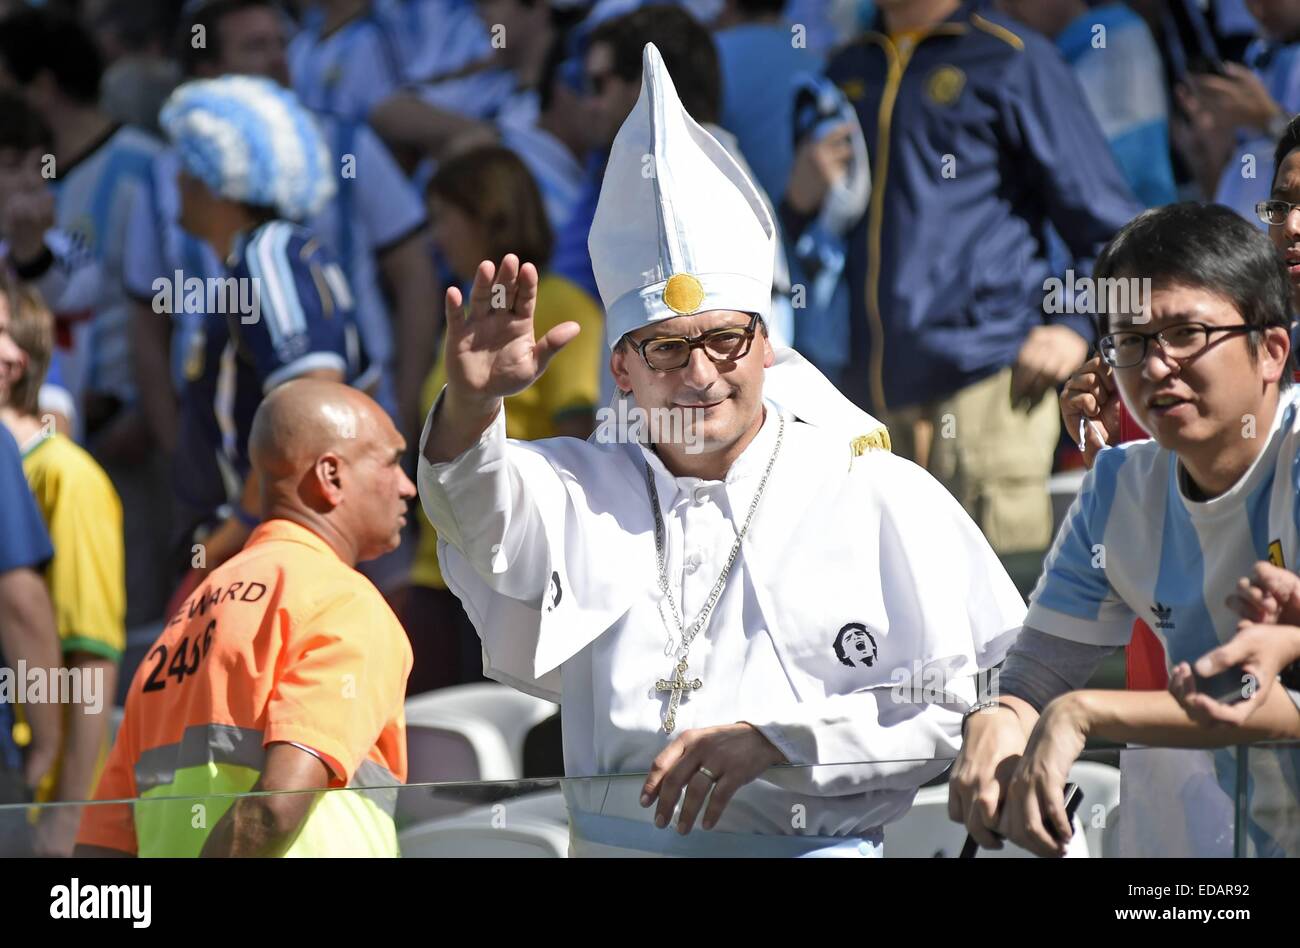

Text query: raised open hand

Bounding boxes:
[443,254,580,404]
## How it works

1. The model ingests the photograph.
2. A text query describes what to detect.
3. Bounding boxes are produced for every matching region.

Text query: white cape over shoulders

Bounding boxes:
[419,349,1025,710]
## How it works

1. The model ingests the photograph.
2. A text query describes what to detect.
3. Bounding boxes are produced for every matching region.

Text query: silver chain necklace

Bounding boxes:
[645,412,784,732]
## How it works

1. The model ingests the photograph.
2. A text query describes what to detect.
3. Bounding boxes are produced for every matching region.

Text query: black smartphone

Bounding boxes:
[1192,664,1253,704]
[959,782,1083,856]
[1054,782,1085,844]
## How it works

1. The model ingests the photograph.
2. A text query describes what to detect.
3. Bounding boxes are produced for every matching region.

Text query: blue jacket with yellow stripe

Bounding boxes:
[824,1,1141,412]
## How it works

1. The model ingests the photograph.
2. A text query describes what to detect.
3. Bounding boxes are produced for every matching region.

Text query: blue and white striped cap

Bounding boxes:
[160,75,335,222]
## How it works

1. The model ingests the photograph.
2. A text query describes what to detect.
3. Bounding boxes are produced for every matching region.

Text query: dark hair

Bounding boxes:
[588,4,719,124]
[0,90,54,153]
[427,145,553,268]
[177,0,282,77]
[0,9,103,105]
[1094,202,1295,385]
[1275,114,1300,186]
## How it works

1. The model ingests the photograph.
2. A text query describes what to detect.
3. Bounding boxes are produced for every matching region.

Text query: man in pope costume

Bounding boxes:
[418,44,1027,857]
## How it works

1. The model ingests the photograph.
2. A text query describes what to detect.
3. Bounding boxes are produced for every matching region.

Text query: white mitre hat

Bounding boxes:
[588,42,889,453]
[589,43,775,350]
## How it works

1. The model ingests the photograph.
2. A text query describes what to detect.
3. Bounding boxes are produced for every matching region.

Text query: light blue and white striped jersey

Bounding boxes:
[126,118,423,413]
[172,220,375,522]
[287,4,406,121]
[379,0,491,83]
[1216,38,1300,224]
[1056,4,1176,209]
[1028,388,1300,857]
[308,114,426,408]
[50,124,162,414]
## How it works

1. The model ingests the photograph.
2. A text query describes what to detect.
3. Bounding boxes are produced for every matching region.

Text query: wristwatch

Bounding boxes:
[960,699,1018,739]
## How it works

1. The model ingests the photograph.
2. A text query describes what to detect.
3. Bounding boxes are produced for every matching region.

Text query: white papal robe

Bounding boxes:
[417,352,1027,856]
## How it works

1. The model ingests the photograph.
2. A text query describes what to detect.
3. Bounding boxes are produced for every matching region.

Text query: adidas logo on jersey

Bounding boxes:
[1151,602,1174,630]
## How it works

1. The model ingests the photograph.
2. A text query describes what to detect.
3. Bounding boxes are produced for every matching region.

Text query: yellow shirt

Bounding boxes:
[21,433,126,661]
[19,431,125,804]
[410,273,603,589]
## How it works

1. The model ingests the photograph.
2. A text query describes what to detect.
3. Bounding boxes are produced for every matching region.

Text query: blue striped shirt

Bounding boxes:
[1056,4,1177,209]
[288,6,406,121]
[1029,389,1300,856]
[172,221,374,520]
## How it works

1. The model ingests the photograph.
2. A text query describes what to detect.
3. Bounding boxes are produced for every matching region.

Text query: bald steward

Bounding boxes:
[249,379,416,566]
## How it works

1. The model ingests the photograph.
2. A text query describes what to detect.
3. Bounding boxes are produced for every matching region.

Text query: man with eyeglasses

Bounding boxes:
[950,202,1300,858]
[1258,114,1300,313]
[418,44,1027,857]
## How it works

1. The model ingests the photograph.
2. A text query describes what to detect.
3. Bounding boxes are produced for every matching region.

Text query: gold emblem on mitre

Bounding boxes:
[663,273,705,314]
[925,66,965,106]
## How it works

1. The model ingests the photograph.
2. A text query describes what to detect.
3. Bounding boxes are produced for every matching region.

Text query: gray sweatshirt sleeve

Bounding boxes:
[997,627,1120,712]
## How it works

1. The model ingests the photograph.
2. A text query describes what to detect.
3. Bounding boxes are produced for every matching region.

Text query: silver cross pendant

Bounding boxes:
[655,659,703,734]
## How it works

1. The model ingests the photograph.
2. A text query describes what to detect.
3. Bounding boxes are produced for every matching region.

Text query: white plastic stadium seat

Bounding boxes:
[404,684,558,777]
[403,707,515,782]
[398,790,570,858]
[399,817,570,858]
[398,709,518,826]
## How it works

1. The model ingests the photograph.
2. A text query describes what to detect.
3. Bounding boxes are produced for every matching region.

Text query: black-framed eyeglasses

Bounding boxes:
[1099,322,1262,368]
[632,314,760,371]
[1257,200,1300,225]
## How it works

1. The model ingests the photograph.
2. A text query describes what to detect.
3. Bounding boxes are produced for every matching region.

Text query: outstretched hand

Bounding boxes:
[423,254,582,463]
[443,254,580,405]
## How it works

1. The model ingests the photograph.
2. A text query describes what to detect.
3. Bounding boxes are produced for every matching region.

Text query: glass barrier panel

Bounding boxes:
[3,745,1295,857]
